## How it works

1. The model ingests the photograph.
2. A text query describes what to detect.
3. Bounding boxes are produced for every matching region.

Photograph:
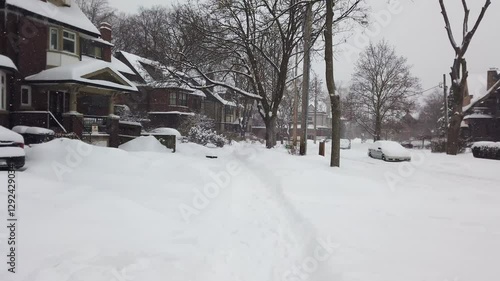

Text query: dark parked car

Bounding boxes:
[0,126,25,169]
[12,126,55,145]
[400,141,414,149]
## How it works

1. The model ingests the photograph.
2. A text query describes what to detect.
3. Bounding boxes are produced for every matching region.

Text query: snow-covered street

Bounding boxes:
[1,138,499,281]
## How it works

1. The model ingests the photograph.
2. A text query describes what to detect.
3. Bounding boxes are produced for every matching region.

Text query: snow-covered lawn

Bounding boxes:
[0,138,499,281]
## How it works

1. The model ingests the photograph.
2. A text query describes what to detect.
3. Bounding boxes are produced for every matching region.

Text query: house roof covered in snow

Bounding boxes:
[463,113,494,120]
[6,0,100,36]
[464,75,500,113]
[0,55,18,72]
[116,51,206,97]
[25,58,138,92]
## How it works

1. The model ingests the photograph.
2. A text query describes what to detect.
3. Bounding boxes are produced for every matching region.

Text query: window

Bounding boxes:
[169,93,177,105]
[49,28,59,50]
[21,85,32,106]
[81,39,102,58]
[0,71,5,110]
[62,30,76,53]
[179,93,188,106]
[225,106,234,123]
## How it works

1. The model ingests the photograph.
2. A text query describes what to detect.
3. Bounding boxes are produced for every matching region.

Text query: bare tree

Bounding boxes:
[75,0,116,26]
[325,0,365,167]
[164,0,317,148]
[349,40,421,141]
[439,0,491,155]
[419,89,446,137]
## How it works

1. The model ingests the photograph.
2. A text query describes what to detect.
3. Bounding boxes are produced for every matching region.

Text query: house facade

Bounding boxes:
[115,51,244,133]
[115,51,208,130]
[463,69,500,142]
[0,0,139,147]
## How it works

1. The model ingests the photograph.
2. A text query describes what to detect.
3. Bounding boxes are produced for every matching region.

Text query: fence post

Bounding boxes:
[319,141,325,156]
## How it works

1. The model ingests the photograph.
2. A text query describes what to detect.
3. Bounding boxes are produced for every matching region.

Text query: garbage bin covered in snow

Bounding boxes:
[12,126,55,145]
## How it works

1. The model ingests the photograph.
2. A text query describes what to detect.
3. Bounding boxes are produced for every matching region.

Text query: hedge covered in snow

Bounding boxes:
[187,125,227,147]
[471,142,500,160]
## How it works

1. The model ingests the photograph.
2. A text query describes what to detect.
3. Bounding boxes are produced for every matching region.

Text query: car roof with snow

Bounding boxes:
[0,126,24,143]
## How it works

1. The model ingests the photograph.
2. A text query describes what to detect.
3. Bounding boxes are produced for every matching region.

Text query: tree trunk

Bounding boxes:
[325,0,339,167]
[330,95,341,167]
[446,114,462,155]
[265,115,277,148]
[300,3,312,156]
[374,116,382,141]
[446,63,465,155]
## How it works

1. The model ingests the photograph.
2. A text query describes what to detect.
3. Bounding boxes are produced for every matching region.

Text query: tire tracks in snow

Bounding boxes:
[232,144,339,281]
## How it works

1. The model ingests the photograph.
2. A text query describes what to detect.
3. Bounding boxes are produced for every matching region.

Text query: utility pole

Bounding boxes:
[292,47,299,147]
[300,2,312,156]
[314,76,318,144]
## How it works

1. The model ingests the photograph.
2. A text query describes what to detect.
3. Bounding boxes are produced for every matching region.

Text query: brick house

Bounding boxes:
[463,69,500,141]
[115,51,244,132]
[0,0,138,147]
[115,51,207,130]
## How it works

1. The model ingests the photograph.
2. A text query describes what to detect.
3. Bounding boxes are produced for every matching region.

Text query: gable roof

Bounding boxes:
[463,79,500,113]
[6,0,100,36]
[116,51,206,97]
[25,59,138,92]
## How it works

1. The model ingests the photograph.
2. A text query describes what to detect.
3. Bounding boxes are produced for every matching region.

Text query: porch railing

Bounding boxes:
[11,111,67,133]
[83,115,108,133]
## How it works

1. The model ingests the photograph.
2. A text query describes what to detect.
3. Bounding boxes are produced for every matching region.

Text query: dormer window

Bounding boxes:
[62,30,76,54]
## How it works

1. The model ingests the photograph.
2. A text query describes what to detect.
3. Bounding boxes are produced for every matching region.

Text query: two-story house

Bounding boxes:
[115,51,244,132]
[0,0,138,147]
[463,69,500,142]
[115,51,208,129]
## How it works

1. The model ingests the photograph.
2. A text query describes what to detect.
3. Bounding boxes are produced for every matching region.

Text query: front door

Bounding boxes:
[49,91,69,125]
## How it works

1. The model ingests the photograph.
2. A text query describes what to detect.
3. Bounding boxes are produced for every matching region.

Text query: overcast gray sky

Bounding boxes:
[108,0,500,96]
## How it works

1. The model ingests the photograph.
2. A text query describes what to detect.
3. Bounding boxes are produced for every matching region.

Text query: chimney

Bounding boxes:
[487,68,499,90]
[99,22,112,62]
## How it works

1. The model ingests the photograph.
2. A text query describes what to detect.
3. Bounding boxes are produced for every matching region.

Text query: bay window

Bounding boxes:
[179,93,188,106]
[169,93,177,105]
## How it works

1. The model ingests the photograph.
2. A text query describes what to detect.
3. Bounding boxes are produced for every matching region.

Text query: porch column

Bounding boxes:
[106,114,120,148]
[106,93,120,147]
[69,91,78,112]
[109,94,115,116]
[221,105,225,132]
[63,88,83,138]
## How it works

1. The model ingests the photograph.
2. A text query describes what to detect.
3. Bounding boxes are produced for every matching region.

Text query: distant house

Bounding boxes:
[463,69,500,141]
[114,51,206,130]
[284,101,332,140]
[0,0,138,147]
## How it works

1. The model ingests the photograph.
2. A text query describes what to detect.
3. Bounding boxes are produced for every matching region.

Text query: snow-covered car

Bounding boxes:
[0,126,26,169]
[12,125,55,145]
[340,139,351,149]
[368,140,411,162]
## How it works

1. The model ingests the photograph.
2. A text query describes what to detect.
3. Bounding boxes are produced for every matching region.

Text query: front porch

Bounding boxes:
[11,59,140,147]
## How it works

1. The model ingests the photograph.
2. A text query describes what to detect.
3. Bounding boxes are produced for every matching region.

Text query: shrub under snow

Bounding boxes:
[187,125,227,147]
[472,142,500,160]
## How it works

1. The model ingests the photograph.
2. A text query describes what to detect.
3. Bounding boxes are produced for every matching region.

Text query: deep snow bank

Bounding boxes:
[0,139,319,281]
